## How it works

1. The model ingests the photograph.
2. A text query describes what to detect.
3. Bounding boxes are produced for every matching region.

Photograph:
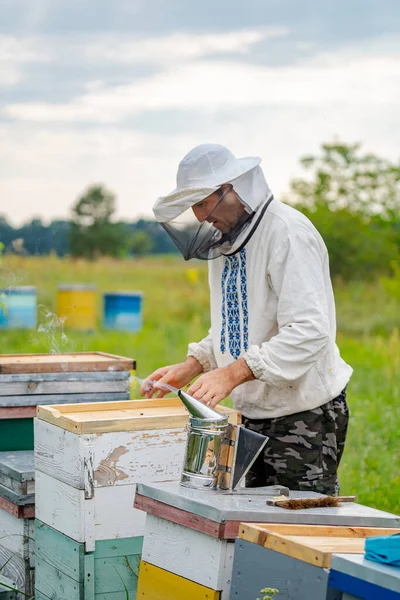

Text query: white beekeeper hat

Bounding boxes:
[153,143,262,222]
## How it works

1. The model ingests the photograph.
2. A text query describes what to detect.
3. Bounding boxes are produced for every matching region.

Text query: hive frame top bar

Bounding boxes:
[0,352,136,374]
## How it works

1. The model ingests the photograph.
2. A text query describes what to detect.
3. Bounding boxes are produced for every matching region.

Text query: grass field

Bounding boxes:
[1,255,399,514]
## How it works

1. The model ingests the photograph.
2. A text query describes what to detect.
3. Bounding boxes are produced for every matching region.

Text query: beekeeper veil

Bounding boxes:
[153,144,273,260]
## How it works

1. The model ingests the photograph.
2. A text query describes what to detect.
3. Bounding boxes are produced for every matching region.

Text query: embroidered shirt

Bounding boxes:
[187,198,353,419]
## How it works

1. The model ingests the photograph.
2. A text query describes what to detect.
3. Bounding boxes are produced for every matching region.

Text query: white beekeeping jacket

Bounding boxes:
[187,197,353,419]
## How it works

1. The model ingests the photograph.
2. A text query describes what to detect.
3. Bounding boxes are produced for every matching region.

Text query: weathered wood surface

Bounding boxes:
[137,561,221,599]
[0,371,130,383]
[0,352,135,374]
[36,398,239,434]
[0,545,33,597]
[134,493,260,540]
[141,514,235,592]
[0,379,129,396]
[36,421,186,490]
[231,538,341,600]
[36,471,146,549]
[0,451,34,496]
[35,520,143,600]
[135,493,231,539]
[0,509,35,564]
[0,496,34,519]
[35,419,186,491]
[238,523,400,568]
[0,407,36,420]
[0,391,130,407]
[0,484,34,506]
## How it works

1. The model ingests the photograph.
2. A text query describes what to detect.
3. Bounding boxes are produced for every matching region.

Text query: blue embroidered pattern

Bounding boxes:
[239,248,249,352]
[226,255,241,358]
[220,259,230,354]
[220,248,249,359]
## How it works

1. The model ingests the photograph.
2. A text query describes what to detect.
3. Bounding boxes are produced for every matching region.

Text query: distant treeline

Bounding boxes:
[1,142,399,282]
[0,217,178,257]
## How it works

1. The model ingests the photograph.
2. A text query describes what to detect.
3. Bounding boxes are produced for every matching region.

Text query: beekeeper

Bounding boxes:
[142,144,353,495]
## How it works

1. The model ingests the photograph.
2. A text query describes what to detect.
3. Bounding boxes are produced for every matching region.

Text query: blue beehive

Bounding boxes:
[0,286,37,329]
[103,291,143,332]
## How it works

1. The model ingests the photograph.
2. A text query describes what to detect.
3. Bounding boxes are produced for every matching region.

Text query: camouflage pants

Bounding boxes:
[243,389,349,495]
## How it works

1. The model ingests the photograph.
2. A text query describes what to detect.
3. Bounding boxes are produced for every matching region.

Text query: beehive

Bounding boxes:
[34,399,240,599]
[231,523,400,600]
[0,451,35,599]
[0,352,134,452]
[134,482,400,600]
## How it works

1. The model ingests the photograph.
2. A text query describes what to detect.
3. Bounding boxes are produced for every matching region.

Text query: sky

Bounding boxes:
[1,0,400,225]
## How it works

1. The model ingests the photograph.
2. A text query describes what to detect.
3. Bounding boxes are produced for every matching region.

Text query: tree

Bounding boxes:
[284,142,400,280]
[129,231,153,257]
[286,142,400,220]
[70,185,129,260]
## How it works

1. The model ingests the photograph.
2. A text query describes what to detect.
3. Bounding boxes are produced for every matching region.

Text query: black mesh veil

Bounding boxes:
[161,188,256,261]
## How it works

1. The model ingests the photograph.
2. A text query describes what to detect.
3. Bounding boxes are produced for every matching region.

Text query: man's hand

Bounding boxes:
[187,358,255,408]
[140,357,203,398]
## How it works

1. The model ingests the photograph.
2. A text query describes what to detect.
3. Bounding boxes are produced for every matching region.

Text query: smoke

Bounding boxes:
[35,305,70,355]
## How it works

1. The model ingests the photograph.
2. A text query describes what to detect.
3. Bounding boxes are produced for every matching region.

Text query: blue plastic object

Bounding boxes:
[0,286,37,329]
[103,291,143,332]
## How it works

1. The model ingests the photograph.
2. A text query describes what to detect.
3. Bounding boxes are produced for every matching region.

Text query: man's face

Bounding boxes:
[192,186,245,233]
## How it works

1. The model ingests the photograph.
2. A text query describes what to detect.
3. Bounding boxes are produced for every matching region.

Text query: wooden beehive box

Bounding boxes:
[0,452,36,599]
[34,399,240,600]
[35,399,240,549]
[0,352,135,452]
[231,523,400,600]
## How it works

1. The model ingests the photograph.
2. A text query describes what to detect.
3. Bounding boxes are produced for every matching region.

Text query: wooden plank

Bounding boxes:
[0,545,32,596]
[0,510,34,563]
[0,475,34,497]
[0,483,34,506]
[0,379,129,396]
[0,451,34,483]
[94,536,143,559]
[0,352,135,374]
[231,538,341,600]
[0,407,36,419]
[94,554,140,595]
[134,493,249,540]
[137,561,221,600]
[238,524,400,568]
[0,371,130,383]
[35,419,187,490]
[239,523,400,544]
[36,471,146,545]
[0,496,34,519]
[0,392,130,407]
[36,399,239,434]
[134,494,223,538]
[35,520,84,582]
[141,514,235,591]
[35,555,84,600]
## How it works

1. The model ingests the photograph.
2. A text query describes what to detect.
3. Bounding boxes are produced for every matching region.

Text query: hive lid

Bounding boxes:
[37,398,240,434]
[0,352,136,374]
[58,284,97,290]
[239,523,400,568]
[0,450,34,482]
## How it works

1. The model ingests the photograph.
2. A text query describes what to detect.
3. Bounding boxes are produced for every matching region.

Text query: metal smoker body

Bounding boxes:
[178,390,269,491]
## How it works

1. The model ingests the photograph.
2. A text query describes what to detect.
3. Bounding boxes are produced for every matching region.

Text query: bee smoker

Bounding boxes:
[178,389,269,491]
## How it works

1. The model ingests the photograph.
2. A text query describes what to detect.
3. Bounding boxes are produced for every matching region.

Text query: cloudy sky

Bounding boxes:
[1,0,400,225]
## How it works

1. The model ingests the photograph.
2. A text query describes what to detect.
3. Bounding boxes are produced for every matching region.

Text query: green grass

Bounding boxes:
[1,255,399,514]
